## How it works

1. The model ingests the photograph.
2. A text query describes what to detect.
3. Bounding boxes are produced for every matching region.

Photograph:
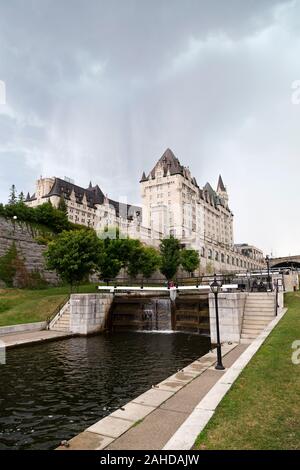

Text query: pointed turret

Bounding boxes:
[26,192,31,201]
[140,171,147,182]
[88,181,93,189]
[217,175,226,193]
[216,175,229,207]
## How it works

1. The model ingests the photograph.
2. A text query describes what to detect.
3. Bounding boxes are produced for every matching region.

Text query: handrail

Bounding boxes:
[275,279,279,316]
[46,294,70,329]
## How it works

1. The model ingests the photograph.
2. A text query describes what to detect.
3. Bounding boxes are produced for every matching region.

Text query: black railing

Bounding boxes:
[98,271,285,293]
[46,294,70,329]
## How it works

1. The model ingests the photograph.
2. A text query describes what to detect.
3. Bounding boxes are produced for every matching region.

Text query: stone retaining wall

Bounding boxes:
[0,217,57,285]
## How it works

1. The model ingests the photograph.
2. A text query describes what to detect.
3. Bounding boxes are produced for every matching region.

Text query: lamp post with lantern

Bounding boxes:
[210,274,225,370]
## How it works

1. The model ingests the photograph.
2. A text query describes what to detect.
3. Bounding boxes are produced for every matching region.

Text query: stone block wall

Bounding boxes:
[209,292,247,343]
[0,217,57,285]
[70,294,114,335]
[283,272,299,292]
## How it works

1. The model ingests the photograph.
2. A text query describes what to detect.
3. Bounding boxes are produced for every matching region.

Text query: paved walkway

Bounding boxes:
[59,343,248,451]
[0,329,74,348]
[106,344,248,450]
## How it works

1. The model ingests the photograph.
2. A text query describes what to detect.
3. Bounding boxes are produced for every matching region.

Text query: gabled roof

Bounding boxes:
[42,177,142,219]
[149,148,184,179]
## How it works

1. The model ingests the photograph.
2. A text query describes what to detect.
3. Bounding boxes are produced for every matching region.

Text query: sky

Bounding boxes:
[0,0,300,256]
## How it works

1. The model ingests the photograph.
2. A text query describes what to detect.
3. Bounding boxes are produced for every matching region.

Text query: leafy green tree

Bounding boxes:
[8,185,17,205]
[34,202,70,233]
[58,196,68,215]
[45,229,101,289]
[180,249,199,276]
[98,249,122,282]
[159,236,181,281]
[139,246,161,279]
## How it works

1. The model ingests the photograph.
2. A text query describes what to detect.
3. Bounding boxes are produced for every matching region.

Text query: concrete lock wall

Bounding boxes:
[0,321,47,336]
[209,293,247,343]
[70,294,114,335]
[283,272,299,292]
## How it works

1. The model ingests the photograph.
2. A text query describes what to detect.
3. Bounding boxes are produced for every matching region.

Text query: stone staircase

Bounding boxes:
[241,292,276,343]
[49,300,72,332]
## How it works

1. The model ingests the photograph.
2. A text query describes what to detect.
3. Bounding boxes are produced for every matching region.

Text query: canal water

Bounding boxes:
[0,331,210,450]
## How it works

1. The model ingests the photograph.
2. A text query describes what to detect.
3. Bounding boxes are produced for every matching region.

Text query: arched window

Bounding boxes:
[208,249,212,260]
[215,251,219,261]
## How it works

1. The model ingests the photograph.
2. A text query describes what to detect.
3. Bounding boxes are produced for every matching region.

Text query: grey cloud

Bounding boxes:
[0,0,298,255]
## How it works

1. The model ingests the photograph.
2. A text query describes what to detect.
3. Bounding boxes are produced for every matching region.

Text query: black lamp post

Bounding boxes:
[210,274,225,370]
[266,255,272,291]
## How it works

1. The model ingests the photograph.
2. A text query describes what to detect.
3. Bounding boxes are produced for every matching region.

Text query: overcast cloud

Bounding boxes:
[0,0,299,256]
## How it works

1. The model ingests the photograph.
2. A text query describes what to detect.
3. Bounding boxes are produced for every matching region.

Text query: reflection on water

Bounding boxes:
[0,332,210,450]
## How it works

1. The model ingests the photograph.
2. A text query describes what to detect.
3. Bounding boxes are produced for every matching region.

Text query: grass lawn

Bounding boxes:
[0,284,99,327]
[194,292,300,450]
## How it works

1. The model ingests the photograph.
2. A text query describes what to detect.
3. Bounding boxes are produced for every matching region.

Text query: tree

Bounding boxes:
[34,202,70,233]
[8,185,17,205]
[159,236,181,281]
[58,196,68,216]
[180,249,199,276]
[18,191,25,203]
[45,229,101,289]
[139,246,161,279]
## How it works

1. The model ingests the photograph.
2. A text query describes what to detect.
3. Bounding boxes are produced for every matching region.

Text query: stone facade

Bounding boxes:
[25,148,265,273]
[26,176,161,247]
[140,149,265,273]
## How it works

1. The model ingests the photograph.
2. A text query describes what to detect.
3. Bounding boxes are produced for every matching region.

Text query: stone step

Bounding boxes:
[246,300,275,305]
[241,333,259,340]
[244,308,274,314]
[245,306,274,311]
[247,293,275,296]
[242,327,263,335]
[243,317,270,326]
[243,314,274,320]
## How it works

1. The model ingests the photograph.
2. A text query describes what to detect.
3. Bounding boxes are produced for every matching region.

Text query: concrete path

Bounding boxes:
[106,344,247,450]
[59,343,248,451]
[0,329,75,348]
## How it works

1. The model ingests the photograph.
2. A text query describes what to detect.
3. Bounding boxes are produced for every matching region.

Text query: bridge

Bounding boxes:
[270,255,300,269]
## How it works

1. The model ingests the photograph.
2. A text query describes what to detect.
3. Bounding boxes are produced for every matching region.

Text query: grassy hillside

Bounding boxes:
[0,284,98,327]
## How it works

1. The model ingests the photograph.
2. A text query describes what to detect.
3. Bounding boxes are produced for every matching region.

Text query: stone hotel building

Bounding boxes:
[26,148,265,273]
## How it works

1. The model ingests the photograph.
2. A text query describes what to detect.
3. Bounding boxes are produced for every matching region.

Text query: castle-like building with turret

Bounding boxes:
[26,148,264,273]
